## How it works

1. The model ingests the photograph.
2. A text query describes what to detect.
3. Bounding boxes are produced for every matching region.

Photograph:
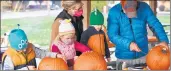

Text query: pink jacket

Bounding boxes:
[51,41,90,54]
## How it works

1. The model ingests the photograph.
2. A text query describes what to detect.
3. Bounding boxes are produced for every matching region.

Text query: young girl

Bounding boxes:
[50,0,84,56]
[50,0,84,46]
[51,19,90,69]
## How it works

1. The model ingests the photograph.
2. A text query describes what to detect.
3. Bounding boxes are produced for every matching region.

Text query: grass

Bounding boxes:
[1,15,170,46]
[157,15,170,25]
[91,1,107,12]
[1,16,56,46]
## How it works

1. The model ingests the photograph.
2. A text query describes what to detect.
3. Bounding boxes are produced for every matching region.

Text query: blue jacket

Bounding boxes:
[107,2,169,59]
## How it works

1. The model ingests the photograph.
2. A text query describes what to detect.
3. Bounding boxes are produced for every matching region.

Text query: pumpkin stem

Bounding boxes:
[162,48,167,54]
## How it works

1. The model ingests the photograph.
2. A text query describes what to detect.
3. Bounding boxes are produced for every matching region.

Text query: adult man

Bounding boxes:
[107,0,169,69]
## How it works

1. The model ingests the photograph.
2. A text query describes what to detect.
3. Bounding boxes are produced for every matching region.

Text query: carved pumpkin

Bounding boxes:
[38,57,68,70]
[74,51,107,70]
[101,25,115,48]
[146,45,170,70]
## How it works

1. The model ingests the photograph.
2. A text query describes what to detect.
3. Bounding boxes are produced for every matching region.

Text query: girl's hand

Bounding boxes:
[74,56,78,61]
[85,50,92,53]
[27,66,36,70]
[57,54,66,62]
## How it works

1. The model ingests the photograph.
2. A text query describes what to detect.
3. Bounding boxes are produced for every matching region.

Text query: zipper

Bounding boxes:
[98,33,102,55]
[129,18,137,59]
[21,51,28,66]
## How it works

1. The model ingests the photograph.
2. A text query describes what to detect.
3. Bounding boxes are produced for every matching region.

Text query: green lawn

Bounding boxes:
[1,15,170,46]
[1,16,56,46]
[157,15,170,31]
[157,15,170,25]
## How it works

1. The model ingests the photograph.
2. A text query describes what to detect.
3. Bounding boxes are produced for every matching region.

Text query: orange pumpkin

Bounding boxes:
[146,45,170,70]
[88,34,105,56]
[101,25,115,48]
[74,51,107,70]
[148,36,158,42]
[38,57,68,70]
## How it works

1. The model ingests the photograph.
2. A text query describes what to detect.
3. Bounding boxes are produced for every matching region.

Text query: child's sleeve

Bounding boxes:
[2,55,29,70]
[51,44,61,53]
[74,41,91,52]
[32,44,58,59]
[104,32,111,58]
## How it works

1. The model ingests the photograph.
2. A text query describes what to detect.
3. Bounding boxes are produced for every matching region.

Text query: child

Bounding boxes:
[51,19,90,68]
[1,25,65,70]
[51,0,84,46]
[50,0,84,56]
[80,9,111,62]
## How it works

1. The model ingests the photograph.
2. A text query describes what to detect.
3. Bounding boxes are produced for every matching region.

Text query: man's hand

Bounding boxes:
[158,42,169,49]
[27,66,36,70]
[130,42,141,52]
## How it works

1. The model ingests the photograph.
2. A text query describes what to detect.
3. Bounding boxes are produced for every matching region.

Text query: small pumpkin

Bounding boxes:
[74,51,107,70]
[146,45,170,70]
[38,57,68,70]
[101,25,115,48]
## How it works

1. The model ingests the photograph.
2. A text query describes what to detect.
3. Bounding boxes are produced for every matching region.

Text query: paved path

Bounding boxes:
[1,9,63,19]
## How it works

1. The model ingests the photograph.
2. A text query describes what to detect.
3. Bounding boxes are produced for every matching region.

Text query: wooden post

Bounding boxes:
[148,1,158,48]
[13,1,20,12]
[82,0,91,31]
[149,0,157,15]
[17,1,23,12]
[146,0,158,36]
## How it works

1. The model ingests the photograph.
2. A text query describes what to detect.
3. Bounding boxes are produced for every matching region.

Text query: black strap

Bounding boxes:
[14,58,36,70]
[27,58,37,68]
[14,64,27,70]
[1,55,7,70]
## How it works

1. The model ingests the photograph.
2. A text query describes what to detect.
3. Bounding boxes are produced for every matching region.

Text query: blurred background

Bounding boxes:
[1,0,170,48]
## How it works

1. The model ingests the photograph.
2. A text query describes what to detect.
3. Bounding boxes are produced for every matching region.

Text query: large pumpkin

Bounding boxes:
[101,25,115,48]
[88,34,105,56]
[74,51,107,70]
[38,57,68,70]
[146,45,170,70]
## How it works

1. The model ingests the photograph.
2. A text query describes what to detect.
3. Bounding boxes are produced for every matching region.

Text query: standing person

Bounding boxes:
[50,0,84,56]
[80,9,111,62]
[107,0,169,69]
